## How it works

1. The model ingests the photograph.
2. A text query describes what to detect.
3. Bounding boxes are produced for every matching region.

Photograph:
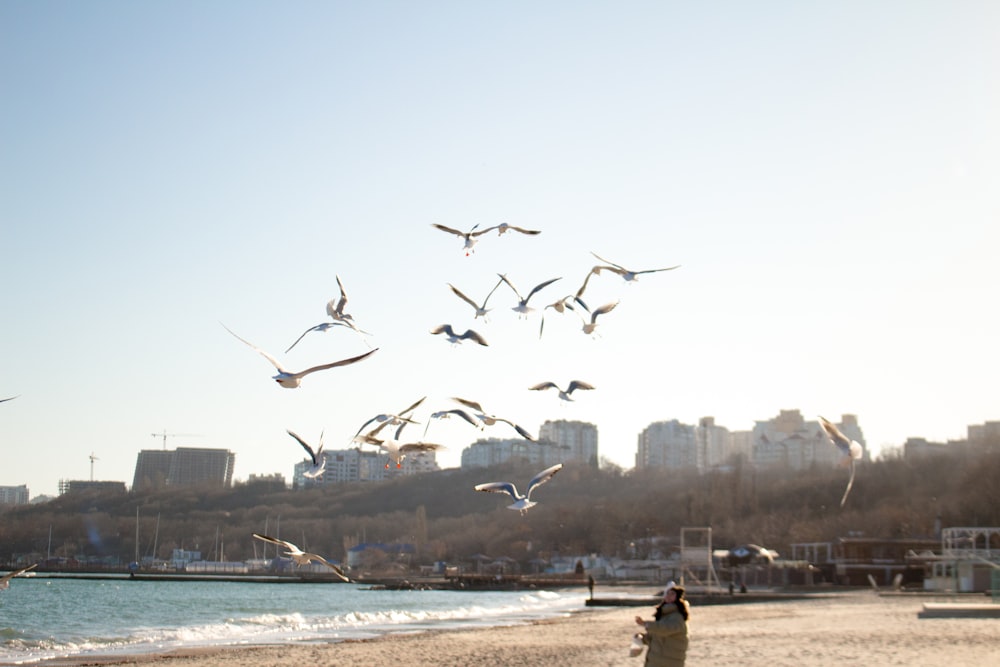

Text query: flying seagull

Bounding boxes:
[819,416,864,508]
[450,397,535,441]
[223,323,378,388]
[447,277,505,321]
[421,408,480,439]
[497,274,562,318]
[589,252,680,282]
[0,564,36,591]
[431,223,494,255]
[251,534,350,581]
[430,324,489,346]
[579,300,619,336]
[285,275,371,353]
[286,429,325,479]
[474,463,563,515]
[529,380,596,402]
[352,396,427,442]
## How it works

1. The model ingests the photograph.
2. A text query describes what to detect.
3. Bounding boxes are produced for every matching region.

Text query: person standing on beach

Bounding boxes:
[634,580,689,666]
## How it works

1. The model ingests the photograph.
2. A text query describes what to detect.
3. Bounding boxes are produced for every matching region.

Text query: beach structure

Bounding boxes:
[921,526,1000,594]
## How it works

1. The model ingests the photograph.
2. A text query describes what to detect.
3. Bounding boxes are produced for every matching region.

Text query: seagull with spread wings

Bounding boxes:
[351,397,426,442]
[474,463,563,515]
[430,324,488,346]
[497,274,562,318]
[251,534,349,581]
[529,380,596,402]
[431,223,494,255]
[450,397,535,441]
[579,300,619,336]
[286,429,325,479]
[447,277,505,321]
[223,323,378,388]
[589,251,680,282]
[819,416,864,508]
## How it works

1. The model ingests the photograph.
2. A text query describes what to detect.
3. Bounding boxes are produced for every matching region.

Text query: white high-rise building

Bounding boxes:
[751,410,867,470]
[538,420,598,466]
[636,420,697,470]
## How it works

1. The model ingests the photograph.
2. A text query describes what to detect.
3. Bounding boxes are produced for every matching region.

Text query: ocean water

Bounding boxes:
[0,575,587,665]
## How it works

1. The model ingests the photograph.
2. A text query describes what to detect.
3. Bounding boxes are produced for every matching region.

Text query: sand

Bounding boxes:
[43,591,1000,667]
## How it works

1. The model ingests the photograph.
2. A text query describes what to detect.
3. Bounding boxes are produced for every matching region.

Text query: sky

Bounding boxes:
[1,1,998,498]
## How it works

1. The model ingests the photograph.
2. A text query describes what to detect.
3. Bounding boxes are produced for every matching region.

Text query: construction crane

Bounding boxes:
[151,430,200,450]
[89,452,99,481]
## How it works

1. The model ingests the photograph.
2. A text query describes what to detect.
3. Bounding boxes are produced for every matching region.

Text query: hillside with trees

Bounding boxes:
[2,447,998,571]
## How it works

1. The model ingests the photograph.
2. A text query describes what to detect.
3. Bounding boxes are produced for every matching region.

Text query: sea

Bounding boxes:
[0,574,587,665]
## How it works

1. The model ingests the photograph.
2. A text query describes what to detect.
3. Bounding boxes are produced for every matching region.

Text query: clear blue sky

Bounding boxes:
[2,1,998,497]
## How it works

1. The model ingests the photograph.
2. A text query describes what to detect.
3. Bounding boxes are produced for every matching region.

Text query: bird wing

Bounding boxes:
[430,324,456,337]
[526,463,563,498]
[439,409,478,427]
[635,265,681,275]
[399,442,446,453]
[0,563,36,585]
[567,380,596,393]
[508,225,540,235]
[447,284,480,310]
[460,329,489,346]
[589,252,626,272]
[451,397,485,413]
[252,533,299,552]
[285,323,331,354]
[481,276,506,308]
[470,224,497,237]
[524,277,562,304]
[222,323,289,374]
[0,396,19,404]
[840,459,856,508]
[529,382,559,392]
[496,273,522,300]
[431,223,465,237]
[819,416,855,455]
[474,481,520,500]
[286,429,319,464]
[591,301,619,322]
[334,275,349,316]
[294,348,378,379]
[494,417,535,441]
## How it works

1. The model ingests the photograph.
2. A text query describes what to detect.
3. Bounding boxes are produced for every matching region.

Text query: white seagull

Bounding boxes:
[529,380,596,402]
[450,397,535,441]
[287,429,325,479]
[251,534,349,581]
[474,463,563,515]
[538,293,590,339]
[819,416,864,508]
[285,275,371,353]
[589,252,680,282]
[421,408,480,439]
[352,397,427,442]
[431,223,494,255]
[579,300,619,336]
[447,277,505,321]
[0,564,36,591]
[430,324,488,346]
[223,323,378,388]
[497,274,562,318]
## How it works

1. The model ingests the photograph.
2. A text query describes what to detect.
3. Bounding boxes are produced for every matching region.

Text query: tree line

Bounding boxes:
[2,445,998,570]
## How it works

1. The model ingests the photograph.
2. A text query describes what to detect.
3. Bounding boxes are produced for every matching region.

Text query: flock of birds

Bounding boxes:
[0,223,864,588]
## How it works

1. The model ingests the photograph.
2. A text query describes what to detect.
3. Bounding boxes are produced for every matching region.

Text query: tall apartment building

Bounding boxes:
[751,410,867,470]
[0,484,29,505]
[294,446,440,486]
[635,419,697,470]
[132,447,236,490]
[537,420,598,466]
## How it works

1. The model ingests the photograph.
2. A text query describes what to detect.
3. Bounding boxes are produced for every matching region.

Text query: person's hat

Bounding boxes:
[662,580,685,598]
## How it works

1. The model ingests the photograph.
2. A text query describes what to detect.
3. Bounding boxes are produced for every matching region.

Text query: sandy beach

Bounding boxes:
[43,591,1000,667]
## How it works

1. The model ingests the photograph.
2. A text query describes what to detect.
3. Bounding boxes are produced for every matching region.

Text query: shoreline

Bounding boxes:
[31,590,1000,667]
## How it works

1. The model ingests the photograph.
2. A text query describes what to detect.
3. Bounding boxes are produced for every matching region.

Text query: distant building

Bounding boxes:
[903,437,951,459]
[461,437,560,469]
[967,421,1000,452]
[58,480,127,495]
[132,447,235,490]
[538,420,598,466]
[636,420,697,470]
[293,446,440,487]
[246,473,287,490]
[0,484,29,505]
